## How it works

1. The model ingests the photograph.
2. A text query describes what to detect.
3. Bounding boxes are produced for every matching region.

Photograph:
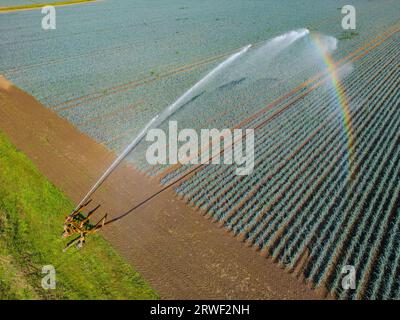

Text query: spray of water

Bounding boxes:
[247,28,310,64]
[75,29,318,210]
[75,44,251,209]
[205,28,310,90]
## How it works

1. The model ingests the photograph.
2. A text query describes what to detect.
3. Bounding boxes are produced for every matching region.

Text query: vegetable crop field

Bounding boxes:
[1,0,399,300]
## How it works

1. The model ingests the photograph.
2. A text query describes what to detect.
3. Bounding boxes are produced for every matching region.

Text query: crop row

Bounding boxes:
[174,34,398,210]
[172,32,400,298]
[160,29,399,184]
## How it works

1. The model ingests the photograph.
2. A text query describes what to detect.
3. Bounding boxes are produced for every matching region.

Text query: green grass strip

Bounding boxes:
[0,0,96,12]
[0,131,158,299]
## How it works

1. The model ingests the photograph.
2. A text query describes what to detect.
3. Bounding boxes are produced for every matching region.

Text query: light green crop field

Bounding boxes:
[0,131,158,299]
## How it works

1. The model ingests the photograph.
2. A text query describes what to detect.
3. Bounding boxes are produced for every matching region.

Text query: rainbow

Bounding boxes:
[309,33,355,178]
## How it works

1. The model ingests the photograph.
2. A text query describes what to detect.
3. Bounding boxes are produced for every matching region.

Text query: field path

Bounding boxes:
[0,75,322,299]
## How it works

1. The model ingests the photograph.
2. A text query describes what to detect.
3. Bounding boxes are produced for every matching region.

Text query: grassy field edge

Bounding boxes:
[0,130,158,299]
[0,0,96,12]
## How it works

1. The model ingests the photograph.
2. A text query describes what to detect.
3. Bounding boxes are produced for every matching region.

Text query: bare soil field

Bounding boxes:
[0,75,323,299]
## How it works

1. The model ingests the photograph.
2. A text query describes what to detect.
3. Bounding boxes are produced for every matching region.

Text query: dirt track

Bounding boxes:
[0,75,322,299]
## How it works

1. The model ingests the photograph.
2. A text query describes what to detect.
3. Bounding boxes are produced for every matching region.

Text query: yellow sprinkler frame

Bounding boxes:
[62,200,107,251]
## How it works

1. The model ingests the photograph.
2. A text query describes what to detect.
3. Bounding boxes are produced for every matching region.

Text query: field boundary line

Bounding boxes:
[0,0,96,13]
